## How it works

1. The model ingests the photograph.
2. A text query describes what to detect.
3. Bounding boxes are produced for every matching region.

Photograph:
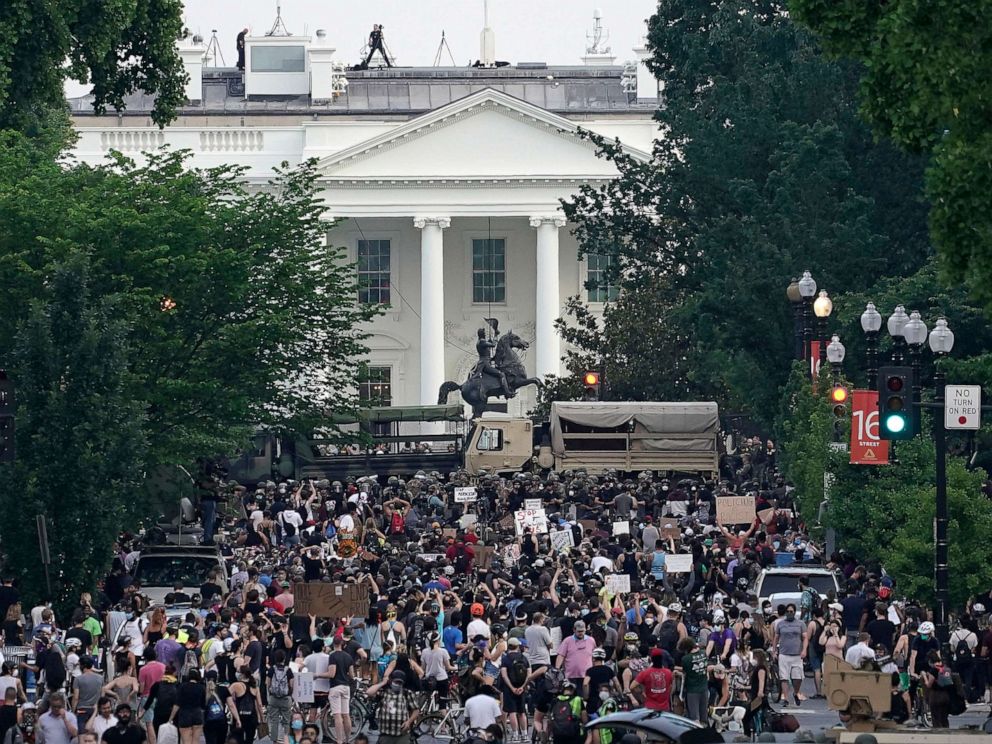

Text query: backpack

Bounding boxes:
[205,693,226,722]
[179,648,200,681]
[543,665,566,695]
[937,667,954,688]
[658,619,679,654]
[390,511,405,535]
[409,616,426,651]
[458,666,480,698]
[280,513,297,537]
[550,697,582,739]
[269,665,291,699]
[508,654,529,688]
[954,633,974,662]
[770,712,800,733]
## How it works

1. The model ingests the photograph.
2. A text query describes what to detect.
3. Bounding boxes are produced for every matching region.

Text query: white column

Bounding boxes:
[530,215,566,379]
[415,216,450,405]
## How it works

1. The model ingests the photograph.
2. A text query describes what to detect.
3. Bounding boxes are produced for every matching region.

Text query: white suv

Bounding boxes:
[754,566,840,609]
[132,545,228,605]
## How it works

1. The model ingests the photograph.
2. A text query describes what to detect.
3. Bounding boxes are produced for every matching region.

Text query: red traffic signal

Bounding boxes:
[583,372,600,386]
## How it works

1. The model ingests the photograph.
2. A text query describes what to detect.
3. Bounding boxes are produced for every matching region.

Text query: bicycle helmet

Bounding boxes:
[623,632,639,643]
[918,621,935,636]
[592,648,607,660]
[491,623,507,637]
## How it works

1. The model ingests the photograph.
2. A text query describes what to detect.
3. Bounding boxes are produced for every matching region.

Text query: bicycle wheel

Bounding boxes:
[414,712,462,742]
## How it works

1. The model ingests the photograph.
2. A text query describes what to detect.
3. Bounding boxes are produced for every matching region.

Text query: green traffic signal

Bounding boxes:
[883,412,908,434]
[877,366,918,440]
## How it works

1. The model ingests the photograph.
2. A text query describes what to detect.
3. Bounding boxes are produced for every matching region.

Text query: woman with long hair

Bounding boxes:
[383,644,424,692]
[484,624,507,685]
[743,649,770,737]
[203,671,229,744]
[227,664,264,744]
[145,608,167,646]
[2,604,23,645]
[103,652,140,711]
[282,711,306,744]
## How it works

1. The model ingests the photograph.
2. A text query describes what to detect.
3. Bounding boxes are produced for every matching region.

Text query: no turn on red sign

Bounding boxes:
[945,385,981,430]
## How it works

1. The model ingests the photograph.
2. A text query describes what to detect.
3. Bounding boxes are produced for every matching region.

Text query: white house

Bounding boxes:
[67,26,659,416]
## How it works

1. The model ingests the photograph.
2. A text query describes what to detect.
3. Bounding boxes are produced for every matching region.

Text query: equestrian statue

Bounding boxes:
[437,320,543,418]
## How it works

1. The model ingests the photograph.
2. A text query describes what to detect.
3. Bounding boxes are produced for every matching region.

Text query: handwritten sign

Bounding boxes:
[550,625,562,654]
[455,487,478,503]
[580,520,597,534]
[294,671,314,703]
[420,553,445,563]
[525,498,543,510]
[716,496,755,525]
[613,521,630,536]
[514,508,548,535]
[294,582,369,618]
[550,529,574,553]
[606,574,631,595]
[664,554,693,573]
[660,525,681,541]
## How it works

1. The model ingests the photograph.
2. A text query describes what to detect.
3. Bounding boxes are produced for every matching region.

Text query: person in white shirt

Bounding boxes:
[845,633,877,669]
[303,640,332,718]
[86,698,117,742]
[467,605,491,641]
[463,686,503,730]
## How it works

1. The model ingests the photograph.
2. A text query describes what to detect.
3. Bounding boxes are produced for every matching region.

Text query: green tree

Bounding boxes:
[0,255,146,611]
[559,0,930,425]
[0,133,378,466]
[0,0,186,131]
[787,0,992,311]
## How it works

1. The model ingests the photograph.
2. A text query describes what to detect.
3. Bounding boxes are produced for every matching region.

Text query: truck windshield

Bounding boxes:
[134,556,217,588]
[761,573,837,596]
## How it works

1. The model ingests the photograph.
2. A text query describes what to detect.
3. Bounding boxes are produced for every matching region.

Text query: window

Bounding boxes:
[472,238,506,303]
[586,252,619,303]
[250,45,306,72]
[357,239,391,305]
[477,427,504,451]
[357,365,392,406]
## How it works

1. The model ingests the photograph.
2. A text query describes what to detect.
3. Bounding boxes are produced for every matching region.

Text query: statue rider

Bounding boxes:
[471,327,514,398]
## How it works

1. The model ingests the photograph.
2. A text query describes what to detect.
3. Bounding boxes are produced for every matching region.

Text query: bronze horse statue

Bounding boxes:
[438,330,543,418]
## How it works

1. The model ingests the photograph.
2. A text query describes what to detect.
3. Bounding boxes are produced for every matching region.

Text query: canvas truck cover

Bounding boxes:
[549,401,720,457]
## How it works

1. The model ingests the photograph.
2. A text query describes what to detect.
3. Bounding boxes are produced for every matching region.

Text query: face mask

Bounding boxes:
[644,617,655,625]
[921,634,930,640]
[580,609,589,616]
[292,721,304,731]
[599,690,610,701]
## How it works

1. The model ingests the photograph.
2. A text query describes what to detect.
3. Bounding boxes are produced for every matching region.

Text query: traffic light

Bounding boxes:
[0,371,13,463]
[582,371,601,401]
[877,366,916,440]
[829,384,849,417]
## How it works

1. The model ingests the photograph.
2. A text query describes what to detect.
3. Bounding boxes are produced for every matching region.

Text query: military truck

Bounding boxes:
[226,400,720,483]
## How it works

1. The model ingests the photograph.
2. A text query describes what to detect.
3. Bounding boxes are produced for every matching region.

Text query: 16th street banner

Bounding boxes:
[850,389,889,465]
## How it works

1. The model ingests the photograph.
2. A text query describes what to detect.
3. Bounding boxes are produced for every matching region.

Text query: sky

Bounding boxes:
[181,0,657,68]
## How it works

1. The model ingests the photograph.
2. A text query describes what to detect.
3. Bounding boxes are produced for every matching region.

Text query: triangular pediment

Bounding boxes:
[317,88,649,182]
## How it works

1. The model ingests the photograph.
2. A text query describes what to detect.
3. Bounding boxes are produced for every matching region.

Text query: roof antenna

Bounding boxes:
[266,0,292,36]
[433,30,457,67]
[480,0,495,67]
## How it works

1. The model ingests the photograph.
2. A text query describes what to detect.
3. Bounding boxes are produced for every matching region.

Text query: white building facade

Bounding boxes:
[68,35,658,415]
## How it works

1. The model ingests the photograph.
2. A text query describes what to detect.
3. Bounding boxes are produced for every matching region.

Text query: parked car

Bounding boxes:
[132,545,228,605]
[585,709,724,744]
[754,565,840,608]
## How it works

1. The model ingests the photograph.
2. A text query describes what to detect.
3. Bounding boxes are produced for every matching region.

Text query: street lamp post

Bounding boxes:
[786,278,803,361]
[813,290,833,368]
[860,302,882,389]
[887,305,909,364]
[798,271,817,373]
[929,318,955,645]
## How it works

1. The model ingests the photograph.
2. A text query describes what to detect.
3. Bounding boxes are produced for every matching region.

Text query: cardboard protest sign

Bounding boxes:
[659,525,681,541]
[716,495,755,525]
[499,515,515,530]
[514,508,548,535]
[612,521,630,536]
[664,554,693,573]
[294,671,314,703]
[442,528,458,539]
[550,529,574,553]
[475,545,495,571]
[454,487,478,503]
[605,574,631,595]
[579,519,598,533]
[294,582,369,618]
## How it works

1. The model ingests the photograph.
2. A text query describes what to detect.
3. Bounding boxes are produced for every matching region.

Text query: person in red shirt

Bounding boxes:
[463,526,480,544]
[631,649,673,711]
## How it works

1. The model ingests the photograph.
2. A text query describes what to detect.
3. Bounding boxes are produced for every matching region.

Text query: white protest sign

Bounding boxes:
[606,574,631,595]
[550,529,574,553]
[294,671,314,703]
[455,487,478,503]
[524,498,543,511]
[514,508,548,535]
[550,625,562,654]
[612,521,630,536]
[460,513,478,528]
[664,554,693,573]
[419,553,445,563]
[945,385,981,430]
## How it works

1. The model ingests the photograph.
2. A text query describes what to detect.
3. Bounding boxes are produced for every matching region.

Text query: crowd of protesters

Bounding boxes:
[0,438,985,744]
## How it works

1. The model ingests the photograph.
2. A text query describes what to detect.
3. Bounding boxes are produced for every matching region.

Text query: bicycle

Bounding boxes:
[319,679,380,743]
[414,680,466,741]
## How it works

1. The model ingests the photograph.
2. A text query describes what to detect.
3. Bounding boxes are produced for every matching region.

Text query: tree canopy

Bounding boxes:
[558,0,931,424]
[0,0,186,131]
[788,0,992,311]
[0,131,377,466]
